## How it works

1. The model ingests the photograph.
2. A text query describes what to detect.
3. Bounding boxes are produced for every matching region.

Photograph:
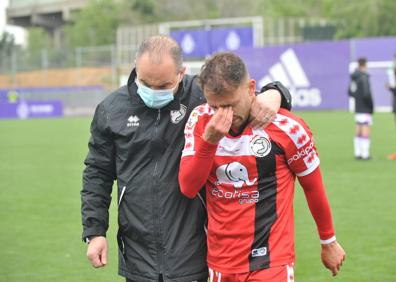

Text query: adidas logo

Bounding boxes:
[259,49,322,107]
[127,115,140,127]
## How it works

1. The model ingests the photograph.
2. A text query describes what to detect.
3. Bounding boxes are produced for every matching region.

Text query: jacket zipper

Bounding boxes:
[118,186,126,206]
[118,186,127,260]
[152,109,164,274]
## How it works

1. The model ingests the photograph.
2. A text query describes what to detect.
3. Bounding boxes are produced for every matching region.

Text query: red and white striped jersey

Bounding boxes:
[181,105,322,274]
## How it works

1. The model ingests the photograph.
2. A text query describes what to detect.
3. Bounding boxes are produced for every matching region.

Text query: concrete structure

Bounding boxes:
[6,0,87,47]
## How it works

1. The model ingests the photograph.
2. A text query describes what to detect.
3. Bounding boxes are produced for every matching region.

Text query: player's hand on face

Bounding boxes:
[203,106,233,144]
[321,241,346,276]
[86,236,108,268]
[249,95,277,129]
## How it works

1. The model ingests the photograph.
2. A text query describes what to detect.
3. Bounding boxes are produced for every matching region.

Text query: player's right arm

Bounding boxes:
[179,106,232,198]
[81,103,116,268]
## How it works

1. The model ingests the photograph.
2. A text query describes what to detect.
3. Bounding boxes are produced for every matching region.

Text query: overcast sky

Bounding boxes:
[1,0,26,45]
[0,0,8,32]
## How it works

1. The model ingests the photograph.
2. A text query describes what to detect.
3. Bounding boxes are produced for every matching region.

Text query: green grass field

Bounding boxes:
[1,111,395,282]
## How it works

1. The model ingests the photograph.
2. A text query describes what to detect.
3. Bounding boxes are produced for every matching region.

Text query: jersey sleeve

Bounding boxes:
[273,111,335,242]
[179,105,218,198]
[273,112,320,177]
[298,167,335,241]
[181,107,205,158]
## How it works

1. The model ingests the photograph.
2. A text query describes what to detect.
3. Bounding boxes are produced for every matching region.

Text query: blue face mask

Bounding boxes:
[135,78,179,109]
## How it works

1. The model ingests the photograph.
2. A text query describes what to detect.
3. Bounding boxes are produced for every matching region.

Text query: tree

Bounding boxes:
[253,0,396,38]
[25,27,51,68]
[63,0,123,48]
[0,31,16,55]
[330,0,396,38]
[59,0,396,50]
[27,27,50,52]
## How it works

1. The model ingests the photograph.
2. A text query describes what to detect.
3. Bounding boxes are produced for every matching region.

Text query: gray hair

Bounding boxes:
[135,35,183,72]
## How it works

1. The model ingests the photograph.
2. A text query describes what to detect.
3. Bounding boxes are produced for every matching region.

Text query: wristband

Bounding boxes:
[320,235,336,245]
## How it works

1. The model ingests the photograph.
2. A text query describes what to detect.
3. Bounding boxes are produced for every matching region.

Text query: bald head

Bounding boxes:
[136,35,183,73]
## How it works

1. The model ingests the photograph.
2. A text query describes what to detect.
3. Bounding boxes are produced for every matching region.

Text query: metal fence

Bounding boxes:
[0,45,118,89]
[0,45,119,116]
[0,16,339,84]
[0,16,340,116]
[0,45,115,72]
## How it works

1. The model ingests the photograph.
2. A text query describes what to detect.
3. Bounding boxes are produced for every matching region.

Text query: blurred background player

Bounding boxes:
[348,57,374,160]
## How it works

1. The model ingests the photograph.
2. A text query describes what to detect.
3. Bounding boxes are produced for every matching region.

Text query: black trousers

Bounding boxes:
[127,275,207,282]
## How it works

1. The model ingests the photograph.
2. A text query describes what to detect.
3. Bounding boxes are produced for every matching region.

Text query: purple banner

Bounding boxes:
[237,41,351,110]
[352,37,396,61]
[0,89,10,103]
[170,28,209,58]
[0,100,63,119]
[171,27,253,58]
[210,27,253,53]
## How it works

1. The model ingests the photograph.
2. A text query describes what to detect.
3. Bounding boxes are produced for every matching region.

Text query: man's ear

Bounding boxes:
[248,79,256,97]
[179,66,187,80]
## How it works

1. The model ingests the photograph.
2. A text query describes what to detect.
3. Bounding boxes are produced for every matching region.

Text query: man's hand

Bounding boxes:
[86,236,108,268]
[321,241,346,276]
[203,107,233,144]
[249,89,281,129]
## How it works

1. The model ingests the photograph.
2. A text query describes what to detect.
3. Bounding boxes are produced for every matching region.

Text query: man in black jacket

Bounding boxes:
[81,35,292,282]
[349,57,374,160]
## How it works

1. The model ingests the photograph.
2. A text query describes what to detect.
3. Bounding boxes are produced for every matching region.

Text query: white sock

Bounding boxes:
[361,137,370,159]
[354,137,361,157]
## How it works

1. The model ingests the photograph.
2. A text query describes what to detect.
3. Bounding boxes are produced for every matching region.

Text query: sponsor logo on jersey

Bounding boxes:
[127,115,140,127]
[211,186,259,205]
[250,136,271,157]
[258,48,322,107]
[170,104,187,124]
[215,162,257,188]
[213,162,258,204]
[252,247,267,257]
[287,141,315,164]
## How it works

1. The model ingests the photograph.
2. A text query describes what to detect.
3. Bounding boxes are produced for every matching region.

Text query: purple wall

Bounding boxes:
[237,41,350,110]
[351,37,396,61]
[0,101,63,119]
[237,37,396,110]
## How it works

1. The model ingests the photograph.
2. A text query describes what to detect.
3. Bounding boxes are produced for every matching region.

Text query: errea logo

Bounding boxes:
[127,115,140,127]
[258,48,322,107]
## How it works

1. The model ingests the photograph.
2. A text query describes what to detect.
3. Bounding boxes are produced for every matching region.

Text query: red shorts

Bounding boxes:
[208,264,294,282]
